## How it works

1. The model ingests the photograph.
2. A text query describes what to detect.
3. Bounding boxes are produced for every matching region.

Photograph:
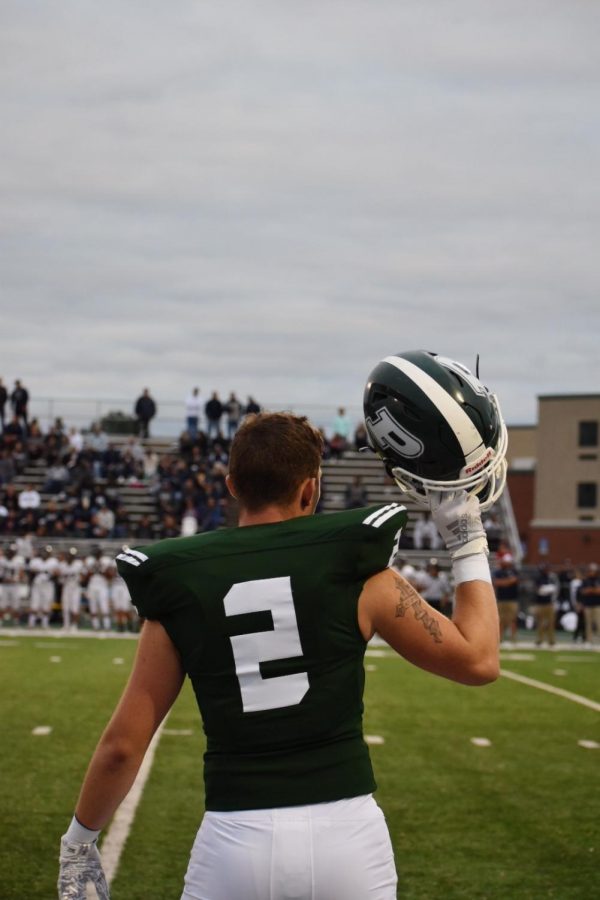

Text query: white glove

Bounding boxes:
[58,837,110,900]
[427,490,488,560]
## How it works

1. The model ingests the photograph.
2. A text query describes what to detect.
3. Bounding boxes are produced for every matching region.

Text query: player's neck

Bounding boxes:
[237,503,305,527]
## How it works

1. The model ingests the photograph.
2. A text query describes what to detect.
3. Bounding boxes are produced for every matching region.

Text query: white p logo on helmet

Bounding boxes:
[366,408,424,459]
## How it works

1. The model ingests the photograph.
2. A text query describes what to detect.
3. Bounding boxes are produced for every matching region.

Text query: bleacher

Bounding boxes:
[6,440,519,571]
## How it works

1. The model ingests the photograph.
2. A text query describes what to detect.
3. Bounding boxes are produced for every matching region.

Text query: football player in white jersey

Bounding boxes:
[2,545,27,625]
[107,562,134,632]
[0,547,7,624]
[85,548,112,631]
[28,546,59,629]
[60,548,85,631]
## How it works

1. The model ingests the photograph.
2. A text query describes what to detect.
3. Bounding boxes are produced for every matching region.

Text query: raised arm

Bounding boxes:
[358,491,499,686]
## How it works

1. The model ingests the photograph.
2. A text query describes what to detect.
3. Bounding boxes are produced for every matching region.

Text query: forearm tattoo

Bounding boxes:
[393,576,443,644]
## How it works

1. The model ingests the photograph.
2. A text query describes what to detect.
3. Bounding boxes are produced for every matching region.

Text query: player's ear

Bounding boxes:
[225,474,238,499]
[299,476,319,512]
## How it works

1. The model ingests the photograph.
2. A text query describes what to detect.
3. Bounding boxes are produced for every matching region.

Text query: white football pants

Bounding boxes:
[181,794,397,900]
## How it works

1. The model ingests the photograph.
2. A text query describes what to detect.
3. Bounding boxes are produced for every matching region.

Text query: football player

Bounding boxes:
[28,546,58,629]
[2,544,26,626]
[58,353,506,900]
[60,548,85,631]
[84,547,112,631]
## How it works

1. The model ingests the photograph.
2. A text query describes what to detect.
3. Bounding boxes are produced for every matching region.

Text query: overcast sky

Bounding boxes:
[1,0,599,431]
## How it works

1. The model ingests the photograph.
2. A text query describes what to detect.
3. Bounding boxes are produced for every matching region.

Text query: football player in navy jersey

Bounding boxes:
[59,352,505,900]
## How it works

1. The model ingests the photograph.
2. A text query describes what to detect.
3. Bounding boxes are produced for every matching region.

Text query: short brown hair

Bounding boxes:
[228,412,324,512]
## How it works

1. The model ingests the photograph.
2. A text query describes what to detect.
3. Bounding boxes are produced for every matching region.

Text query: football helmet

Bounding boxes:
[363,350,507,511]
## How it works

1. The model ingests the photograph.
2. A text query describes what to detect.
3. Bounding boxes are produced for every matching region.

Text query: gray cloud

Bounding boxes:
[1,0,599,430]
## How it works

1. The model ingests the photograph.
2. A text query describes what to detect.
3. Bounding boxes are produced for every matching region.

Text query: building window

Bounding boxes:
[577,482,597,508]
[579,421,598,447]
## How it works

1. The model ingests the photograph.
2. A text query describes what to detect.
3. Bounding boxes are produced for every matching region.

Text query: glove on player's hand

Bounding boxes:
[428,490,489,560]
[58,837,110,900]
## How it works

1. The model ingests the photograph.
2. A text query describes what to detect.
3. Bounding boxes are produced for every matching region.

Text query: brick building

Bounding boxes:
[507,395,600,565]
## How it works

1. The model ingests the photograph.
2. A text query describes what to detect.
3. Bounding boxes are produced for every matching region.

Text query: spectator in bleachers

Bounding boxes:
[181,500,199,537]
[18,484,41,511]
[0,449,16,485]
[353,422,369,451]
[67,427,84,454]
[225,392,243,438]
[200,496,224,532]
[0,378,7,432]
[330,407,351,459]
[142,447,159,479]
[205,392,224,440]
[133,513,155,540]
[344,475,368,509]
[92,498,116,539]
[43,460,70,494]
[185,387,203,440]
[3,415,24,447]
[10,380,29,434]
[134,388,157,439]
[245,396,261,415]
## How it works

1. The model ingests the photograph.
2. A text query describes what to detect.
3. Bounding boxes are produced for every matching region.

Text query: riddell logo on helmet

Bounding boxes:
[464,448,493,476]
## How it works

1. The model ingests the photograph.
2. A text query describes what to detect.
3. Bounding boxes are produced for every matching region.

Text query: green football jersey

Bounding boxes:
[117,502,406,811]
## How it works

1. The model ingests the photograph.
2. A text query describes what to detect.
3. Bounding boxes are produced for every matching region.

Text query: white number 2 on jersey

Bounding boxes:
[224,576,309,713]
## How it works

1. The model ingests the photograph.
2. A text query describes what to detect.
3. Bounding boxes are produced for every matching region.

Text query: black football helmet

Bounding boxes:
[363,350,507,510]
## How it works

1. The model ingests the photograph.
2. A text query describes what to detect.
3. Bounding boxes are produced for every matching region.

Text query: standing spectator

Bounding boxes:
[0,378,7,432]
[10,379,29,433]
[421,559,452,616]
[493,554,520,644]
[205,392,224,441]
[413,512,442,550]
[579,562,600,646]
[225,392,243,439]
[330,407,351,458]
[134,388,157,439]
[245,395,261,415]
[185,387,203,440]
[571,567,586,642]
[534,563,558,646]
[483,511,504,553]
[556,559,576,631]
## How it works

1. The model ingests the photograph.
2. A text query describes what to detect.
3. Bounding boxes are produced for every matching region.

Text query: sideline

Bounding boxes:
[100,719,168,885]
[501,669,600,713]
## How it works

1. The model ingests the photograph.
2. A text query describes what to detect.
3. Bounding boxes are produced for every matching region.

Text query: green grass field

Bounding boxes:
[1,632,598,899]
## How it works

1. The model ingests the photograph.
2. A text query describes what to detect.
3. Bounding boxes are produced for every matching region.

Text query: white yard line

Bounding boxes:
[501,669,600,713]
[100,719,167,885]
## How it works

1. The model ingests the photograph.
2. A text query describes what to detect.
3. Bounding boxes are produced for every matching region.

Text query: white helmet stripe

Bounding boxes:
[382,356,481,460]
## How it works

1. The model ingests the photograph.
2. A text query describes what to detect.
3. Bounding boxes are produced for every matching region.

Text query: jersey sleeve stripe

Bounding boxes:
[116,552,141,568]
[369,505,406,528]
[362,504,397,526]
[123,548,149,562]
